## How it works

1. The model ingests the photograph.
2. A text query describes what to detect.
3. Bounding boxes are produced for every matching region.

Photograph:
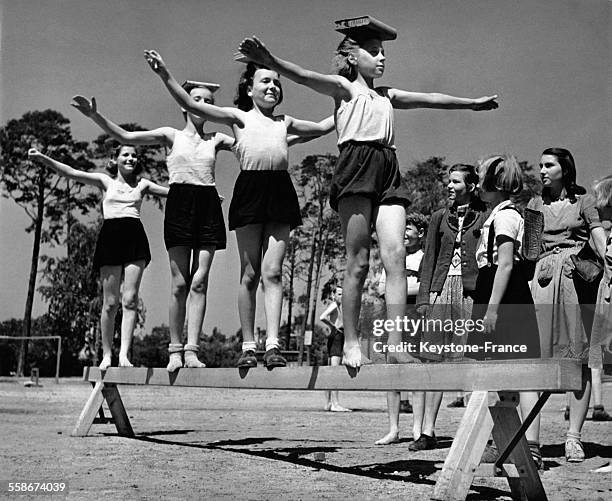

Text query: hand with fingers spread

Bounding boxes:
[144,49,169,77]
[235,36,273,66]
[71,95,97,117]
[471,95,499,111]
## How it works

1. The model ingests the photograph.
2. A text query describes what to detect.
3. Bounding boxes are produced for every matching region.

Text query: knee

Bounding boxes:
[102,295,120,314]
[171,276,188,299]
[241,268,260,291]
[380,243,405,272]
[190,271,210,295]
[347,255,369,281]
[261,263,282,285]
[122,290,139,311]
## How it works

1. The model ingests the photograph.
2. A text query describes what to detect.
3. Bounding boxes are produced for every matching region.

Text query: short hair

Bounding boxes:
[406,211,429,235]
[181,83,216,122]
[449,163,479,188]
[541,147,586,201]
[479,155,523,195]
[106,144,142,177]
[593,174,612,209]
[234,62,283,112]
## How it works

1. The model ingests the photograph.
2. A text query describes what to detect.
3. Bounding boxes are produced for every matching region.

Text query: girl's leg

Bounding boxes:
[328,355,351,411]
[167,246,192,370]
[184,246,216,368]
[375,391,401,445]
[118,260,146,367]
[375,204,416,363]
[337,196,374,367]
[566,367,592,462]
[519,391,543,468]
[421,391,443,438]
[412,391,426,440]
[99,265,122,370]
[235,224,264,352]
[261,223,290,351]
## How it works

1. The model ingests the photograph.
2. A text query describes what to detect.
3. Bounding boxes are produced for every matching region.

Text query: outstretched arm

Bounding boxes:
[144,50,242,127]
[28,148,108,189]
[142,178,169,198]
[71,96,175,147]
[386,88,498,111]
[286,115,335,137]
[237,36,350,100]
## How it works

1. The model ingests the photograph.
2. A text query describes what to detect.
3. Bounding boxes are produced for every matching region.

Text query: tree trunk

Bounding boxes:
[309,225,329,333]
[284,236,296,349]
[17,176,45,376]
[298,229,318,365]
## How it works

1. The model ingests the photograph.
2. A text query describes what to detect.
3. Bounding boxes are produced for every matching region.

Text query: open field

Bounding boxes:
[1,377,611,500]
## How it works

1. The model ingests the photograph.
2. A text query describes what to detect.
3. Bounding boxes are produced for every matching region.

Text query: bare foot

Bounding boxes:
[342,344,363,367]
[99,355,112,371]
[118,355,133,367]
[166,353,183,373]
[375,431,400,445]
[387,351,420,364]
[330,404,352,412]
[324,402,332,411]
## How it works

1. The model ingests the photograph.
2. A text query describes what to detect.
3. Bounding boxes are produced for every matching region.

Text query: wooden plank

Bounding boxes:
[489,393,547,501]
[83,359,581,392]
[475,464,521,478]
[71,381,105,437]
[101,384,134,437]
[432,391,493,501]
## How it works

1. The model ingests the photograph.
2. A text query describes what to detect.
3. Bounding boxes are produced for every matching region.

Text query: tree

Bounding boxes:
[0,110,97,376]
[402,156,449,216]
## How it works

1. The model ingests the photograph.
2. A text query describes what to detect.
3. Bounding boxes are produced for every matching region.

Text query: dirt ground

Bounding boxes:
[1,377,611,500]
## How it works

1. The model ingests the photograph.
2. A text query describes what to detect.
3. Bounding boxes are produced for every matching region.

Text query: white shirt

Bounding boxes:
[475,200,524,269]
[378,249,424,296]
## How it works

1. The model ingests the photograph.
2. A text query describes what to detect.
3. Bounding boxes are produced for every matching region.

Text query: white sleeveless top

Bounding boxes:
[335,88,395,148]
[166,129,217,185]
[102,178,144,219]
[232,112,288,171]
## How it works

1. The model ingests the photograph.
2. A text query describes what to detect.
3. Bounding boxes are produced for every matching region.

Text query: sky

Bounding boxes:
[1,0,610,336]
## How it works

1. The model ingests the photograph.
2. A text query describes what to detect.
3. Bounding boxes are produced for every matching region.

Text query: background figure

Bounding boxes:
[72,85,232,372]
[375,212,427,445]
[411,164,487,451]
[589,175,612,421]
[528,148,607,462]
[28,145,168,369]
[320,285,351,412]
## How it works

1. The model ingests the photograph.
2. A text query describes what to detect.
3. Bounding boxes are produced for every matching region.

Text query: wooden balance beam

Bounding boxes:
[73,359,582,501]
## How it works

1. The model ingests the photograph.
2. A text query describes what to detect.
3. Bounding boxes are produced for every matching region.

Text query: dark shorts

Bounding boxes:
[229,170,302,230]
[329,141,411,212]
[327,328,345,359]
[164,184,227,250]
[93,217,151,271]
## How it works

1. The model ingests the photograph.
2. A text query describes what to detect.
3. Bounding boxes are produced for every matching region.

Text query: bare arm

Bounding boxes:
[590,226,607,262]
[71,96,175,147]
[386,88,498,111]
[319,303,338,330]
[285,115,335,137]
[144,50,242,127]
[237,36,350,100]
[214,132,236,152]
[483,237,514,333]
[142,179,169,198]
[28,148,108,189]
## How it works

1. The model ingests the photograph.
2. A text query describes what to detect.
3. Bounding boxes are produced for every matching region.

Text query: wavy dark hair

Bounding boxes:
[541,147,586,202]
[106,144,142,177]
[234,62,283,111]
[332,35,361,81]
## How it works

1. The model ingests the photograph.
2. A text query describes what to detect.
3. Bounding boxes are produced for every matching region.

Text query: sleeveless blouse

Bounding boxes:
[166,129,217,185]
[335,88,394,148]
[232,113,288,171]
[102,178,144,219]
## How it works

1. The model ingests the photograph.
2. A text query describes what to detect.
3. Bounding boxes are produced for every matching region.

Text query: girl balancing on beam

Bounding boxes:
[28,145,169,370]
[144,49,333,369]
[236,16,498,367]
[72,83,233,371]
